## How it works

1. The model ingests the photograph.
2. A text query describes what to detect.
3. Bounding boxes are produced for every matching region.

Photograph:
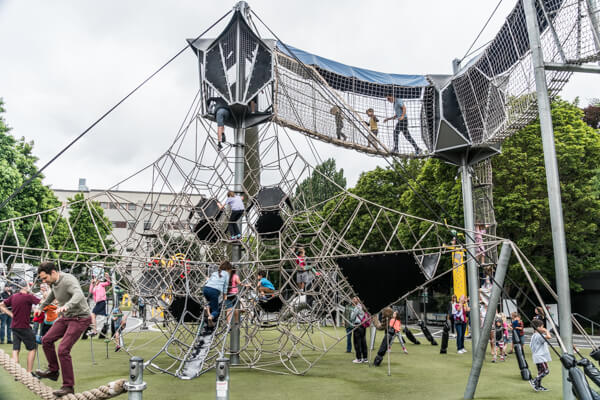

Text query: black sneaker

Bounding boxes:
[217,143,223,151]
[34,369,59,381]
[528,379,537,390]
[222,133,226,143]
[538,386,549,391]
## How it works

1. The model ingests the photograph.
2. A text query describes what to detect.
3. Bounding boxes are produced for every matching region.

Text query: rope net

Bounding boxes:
[0,98,501,376]
[270,0,600,156]
[0,0,597,381]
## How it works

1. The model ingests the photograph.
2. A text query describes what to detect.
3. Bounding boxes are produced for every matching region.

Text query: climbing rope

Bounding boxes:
[0,349,127,400]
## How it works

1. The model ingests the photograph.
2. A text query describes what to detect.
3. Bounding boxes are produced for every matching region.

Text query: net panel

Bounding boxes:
[273,51,431,157]
[453,0,600,146]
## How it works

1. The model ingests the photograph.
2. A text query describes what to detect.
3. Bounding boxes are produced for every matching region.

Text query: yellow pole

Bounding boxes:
[451,246,468,334]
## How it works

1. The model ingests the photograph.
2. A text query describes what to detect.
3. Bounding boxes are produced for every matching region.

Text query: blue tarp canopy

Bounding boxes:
[277,42,429,87]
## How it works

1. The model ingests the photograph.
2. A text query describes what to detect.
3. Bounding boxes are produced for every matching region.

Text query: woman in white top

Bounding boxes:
[203,261,232,324]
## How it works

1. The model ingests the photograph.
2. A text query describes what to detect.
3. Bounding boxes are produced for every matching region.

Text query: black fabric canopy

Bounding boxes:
[337,253,426,314]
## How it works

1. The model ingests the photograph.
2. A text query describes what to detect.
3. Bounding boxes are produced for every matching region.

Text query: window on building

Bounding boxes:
[120,203,128,210]
[109,203,118,209]
[100,202,109,209]
[144,220,152,231]
[127,221,136,230]
[113,221,127,229]
[128,203,136,211]
[144,203,152,210]
[159,204,168,212]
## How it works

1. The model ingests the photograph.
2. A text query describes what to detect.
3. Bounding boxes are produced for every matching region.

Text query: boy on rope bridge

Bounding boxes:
[34,262,92,398]
[364,108,379,148]
[384,93,421,155]
[329,105,347,141]
[0,281,40,374]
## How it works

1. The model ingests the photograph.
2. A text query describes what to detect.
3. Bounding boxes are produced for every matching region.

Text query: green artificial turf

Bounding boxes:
[0,328,586,400]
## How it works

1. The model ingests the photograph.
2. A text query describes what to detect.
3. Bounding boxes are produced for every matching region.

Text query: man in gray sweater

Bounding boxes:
[34,262,92,397]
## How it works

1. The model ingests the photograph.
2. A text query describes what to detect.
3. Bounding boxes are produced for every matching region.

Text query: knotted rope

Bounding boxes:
[0,349,127,400]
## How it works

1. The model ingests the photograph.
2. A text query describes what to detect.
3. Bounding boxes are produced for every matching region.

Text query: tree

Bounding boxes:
[294,158,346,210]
[0,99,62,262]
[50,193,114,276]
[582,98,600,129]
[493,99,600,289]
[320,159,427,252]
[319,100,600,292]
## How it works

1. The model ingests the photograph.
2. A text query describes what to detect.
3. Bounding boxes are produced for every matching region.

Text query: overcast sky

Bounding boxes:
[0,0,597,192]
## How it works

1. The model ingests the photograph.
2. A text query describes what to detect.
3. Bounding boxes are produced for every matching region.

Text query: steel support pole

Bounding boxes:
[229,13,246,365]
[464,242,511,399]
[126,357,147,400]
[216,357,230,400]
[523,1,574,398]
[461,157,480,356]
[584,0,600,55]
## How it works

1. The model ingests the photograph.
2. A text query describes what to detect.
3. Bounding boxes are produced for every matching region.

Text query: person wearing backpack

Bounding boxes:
[350,296,369,363]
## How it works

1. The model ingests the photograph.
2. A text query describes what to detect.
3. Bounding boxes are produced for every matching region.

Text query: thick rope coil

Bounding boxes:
[0,349,127,400]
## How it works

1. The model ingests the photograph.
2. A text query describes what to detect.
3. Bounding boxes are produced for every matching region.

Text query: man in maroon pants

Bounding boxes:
[34,262,92,397]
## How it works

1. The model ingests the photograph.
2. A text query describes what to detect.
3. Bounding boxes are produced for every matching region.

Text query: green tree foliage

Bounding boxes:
[51,193,114,275]
[320,159,428,252]
[295,158,346,210]
[319,100,600,290]
[493,99,600,287]
[0,99,61,260]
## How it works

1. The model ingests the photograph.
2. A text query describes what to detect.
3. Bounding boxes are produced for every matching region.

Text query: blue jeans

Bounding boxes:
[456,322,466,351]
[203,286,222,320]
[0,314,12,342]
[345,327,353,352]
[216,108,230,127]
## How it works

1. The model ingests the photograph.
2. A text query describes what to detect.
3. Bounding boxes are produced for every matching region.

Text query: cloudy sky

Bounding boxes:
[0,0,597,192]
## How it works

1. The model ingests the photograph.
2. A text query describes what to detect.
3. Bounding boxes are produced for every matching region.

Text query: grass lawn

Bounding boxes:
[0,328,584,400]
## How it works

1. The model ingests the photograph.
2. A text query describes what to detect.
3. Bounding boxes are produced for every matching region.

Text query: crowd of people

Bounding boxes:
[0,262,129,397]
[0,256,559,395]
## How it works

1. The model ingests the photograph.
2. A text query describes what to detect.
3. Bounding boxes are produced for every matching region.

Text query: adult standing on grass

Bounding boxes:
[447,294,457,337]
[350,296,368,364]
[453,295,469,354]
[0,285,13,344]
[0,282,40,374]
[343,301,353,353]
[34,262,92,398]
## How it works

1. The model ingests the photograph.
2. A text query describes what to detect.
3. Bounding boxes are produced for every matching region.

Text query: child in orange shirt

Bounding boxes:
[41,301,58,337]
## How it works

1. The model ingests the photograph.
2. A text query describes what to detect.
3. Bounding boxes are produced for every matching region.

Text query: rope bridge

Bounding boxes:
[270,0,600,158]
[0,349,126,400]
